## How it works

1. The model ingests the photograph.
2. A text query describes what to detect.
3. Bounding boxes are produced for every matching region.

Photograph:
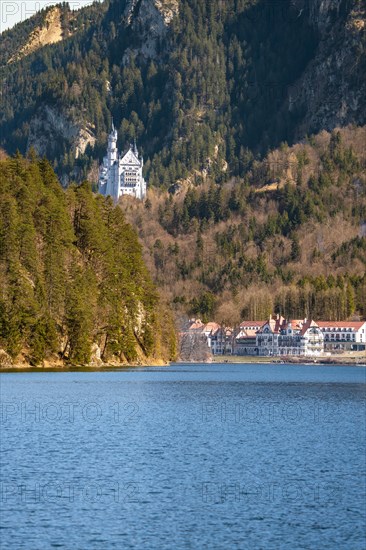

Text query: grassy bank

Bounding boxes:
[212,353,366,365]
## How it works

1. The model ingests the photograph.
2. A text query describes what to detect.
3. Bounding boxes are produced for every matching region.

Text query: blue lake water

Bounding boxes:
[0,362,365,549]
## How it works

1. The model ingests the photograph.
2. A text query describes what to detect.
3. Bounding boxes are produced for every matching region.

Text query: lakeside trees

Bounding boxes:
[0,154,177,365]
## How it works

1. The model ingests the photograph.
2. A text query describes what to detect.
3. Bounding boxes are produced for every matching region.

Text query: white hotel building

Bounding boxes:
[317,321,366,351]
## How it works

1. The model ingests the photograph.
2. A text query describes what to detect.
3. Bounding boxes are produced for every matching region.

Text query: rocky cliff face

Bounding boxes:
[123,0,179,58]
[283,0,366,138]
[25,0,180,181]
[124,0,179,26]
[27,106,96,184]
[7,7,63,65]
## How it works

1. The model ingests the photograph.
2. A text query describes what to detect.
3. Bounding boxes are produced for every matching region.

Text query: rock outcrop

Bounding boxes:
[123,0,179,58]
[0,349,13,368]
[27,106,96,184]
[8,7,63,65]
[281,0,366,138]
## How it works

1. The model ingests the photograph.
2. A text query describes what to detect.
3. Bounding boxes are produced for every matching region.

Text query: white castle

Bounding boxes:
[98,122,147,201]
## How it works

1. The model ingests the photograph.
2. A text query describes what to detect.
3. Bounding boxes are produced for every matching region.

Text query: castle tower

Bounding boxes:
[104,121,118,197]
[107,120,118,166]
[98,122,147,202]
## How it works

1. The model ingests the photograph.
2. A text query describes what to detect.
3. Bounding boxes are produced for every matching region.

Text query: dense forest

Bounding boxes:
[0,153,177,366]
[0,0,365,339]
[1,0,365,185]
[121,127,366,324]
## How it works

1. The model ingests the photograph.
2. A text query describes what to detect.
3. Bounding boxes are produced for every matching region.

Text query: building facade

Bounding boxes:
[256,316,324,357]
[317,321,366,351]
[98,123,147,201]
[233,321,265,355]
[209,327,233,356]
[181,317,365,358]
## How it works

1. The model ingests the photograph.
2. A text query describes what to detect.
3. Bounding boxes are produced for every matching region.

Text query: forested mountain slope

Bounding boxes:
[0,154,177,367]
[0,0,365,185]
[1,0,365,331]
[121,126,366,324]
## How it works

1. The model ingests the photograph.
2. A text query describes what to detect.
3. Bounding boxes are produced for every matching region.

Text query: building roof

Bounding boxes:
[290,320,304,329]
[239,321,265,329]
[236,328,258,340]
[120,148,140,166]
[299,319,319,336]
[257,316,320,335]
[259,315,285,334]
[202,322,221,334]
[188,319,205,331]
[317,321,365,330]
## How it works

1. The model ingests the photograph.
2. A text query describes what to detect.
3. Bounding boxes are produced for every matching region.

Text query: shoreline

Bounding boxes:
[211,354,366,366]
[0,363,170,373]
[1,357,365,372]
[0,358,170,372]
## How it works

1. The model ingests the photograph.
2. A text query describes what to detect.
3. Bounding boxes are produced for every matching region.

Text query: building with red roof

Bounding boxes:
[317,321,366,351]
[182,317,365,358]
[256,316,323,356]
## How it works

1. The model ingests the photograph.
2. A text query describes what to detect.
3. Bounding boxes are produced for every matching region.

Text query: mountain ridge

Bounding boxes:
[0,0,365,186]
[7,6,63,65]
